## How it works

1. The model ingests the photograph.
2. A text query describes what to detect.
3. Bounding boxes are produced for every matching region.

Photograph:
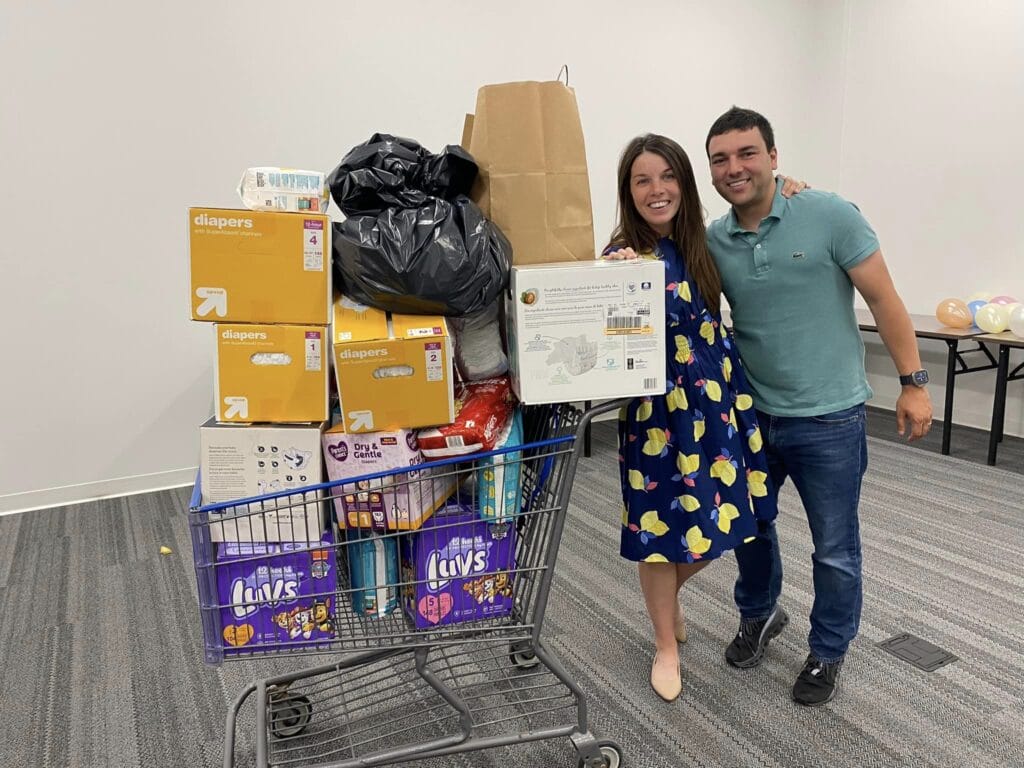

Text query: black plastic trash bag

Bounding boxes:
[330,133,478,215]
[328,133,511,316]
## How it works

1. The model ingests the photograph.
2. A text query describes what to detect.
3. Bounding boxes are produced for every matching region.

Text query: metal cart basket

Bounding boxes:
[189,401,625,768]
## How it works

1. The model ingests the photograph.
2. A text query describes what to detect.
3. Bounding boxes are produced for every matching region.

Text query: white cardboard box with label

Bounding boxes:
[199,419,327,543]
[507,259,666,404]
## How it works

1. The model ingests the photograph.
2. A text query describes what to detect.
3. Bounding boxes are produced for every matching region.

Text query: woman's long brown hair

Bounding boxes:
[606,134,722,316]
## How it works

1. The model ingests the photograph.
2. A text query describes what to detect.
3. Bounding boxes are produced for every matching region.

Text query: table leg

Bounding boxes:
[584,400,592,458]
[941,340,957,455]
[987,345,1010,466]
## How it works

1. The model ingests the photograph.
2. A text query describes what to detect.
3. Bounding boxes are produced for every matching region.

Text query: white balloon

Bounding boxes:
[992,303,1014,324]
[1009,305,1024,338]
[967,291,995,303]
[975,303,1009,333]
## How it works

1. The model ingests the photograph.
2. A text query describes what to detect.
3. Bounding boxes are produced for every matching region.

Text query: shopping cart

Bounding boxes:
[189,400,625,768]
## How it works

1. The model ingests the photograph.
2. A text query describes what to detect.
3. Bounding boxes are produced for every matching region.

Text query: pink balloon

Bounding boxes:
[990,295,1018,305]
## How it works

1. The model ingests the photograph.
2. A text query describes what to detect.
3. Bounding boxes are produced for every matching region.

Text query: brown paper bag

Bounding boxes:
[463,80,595,265]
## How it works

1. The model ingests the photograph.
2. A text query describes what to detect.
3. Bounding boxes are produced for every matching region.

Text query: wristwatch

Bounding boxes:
[898,369,929,387]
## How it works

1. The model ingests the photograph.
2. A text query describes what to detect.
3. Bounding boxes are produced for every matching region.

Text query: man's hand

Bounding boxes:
[777,175,809,198]
[896,387,933,442]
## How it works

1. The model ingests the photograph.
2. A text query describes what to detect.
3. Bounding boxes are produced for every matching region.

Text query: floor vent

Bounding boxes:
[878,633,958,672]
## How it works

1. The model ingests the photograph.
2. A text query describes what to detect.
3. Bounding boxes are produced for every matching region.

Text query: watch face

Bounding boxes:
[912,370,929,386]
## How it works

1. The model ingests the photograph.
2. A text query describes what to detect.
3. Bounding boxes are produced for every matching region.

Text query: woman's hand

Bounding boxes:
[778,175,809,198]
[602,247,640,260]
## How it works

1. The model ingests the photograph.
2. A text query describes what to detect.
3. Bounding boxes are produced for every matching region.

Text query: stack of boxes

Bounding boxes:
[323,297,461,620]
[189,207,332,426]
[189,205,336,653]
[188,167,672,645]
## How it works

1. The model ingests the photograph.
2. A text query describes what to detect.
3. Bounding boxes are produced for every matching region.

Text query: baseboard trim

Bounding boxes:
[0,467,199,517]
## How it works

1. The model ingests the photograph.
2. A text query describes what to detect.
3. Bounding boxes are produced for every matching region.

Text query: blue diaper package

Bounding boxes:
[477,410,523,523]
[345,529,399,618]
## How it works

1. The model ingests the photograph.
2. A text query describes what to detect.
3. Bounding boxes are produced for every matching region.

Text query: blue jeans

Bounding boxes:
[734,404,868,663]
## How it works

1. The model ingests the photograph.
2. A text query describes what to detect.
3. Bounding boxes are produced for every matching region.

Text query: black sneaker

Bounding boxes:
[792,654,843,706]
[725,605,789,669]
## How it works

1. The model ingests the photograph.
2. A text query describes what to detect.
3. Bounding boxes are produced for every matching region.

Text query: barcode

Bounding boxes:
[446,435,465,447]
[643,377,657,389]
[606,315,642,330]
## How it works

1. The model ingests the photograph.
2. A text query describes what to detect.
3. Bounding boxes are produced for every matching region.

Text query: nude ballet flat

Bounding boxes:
[650,653,682,702]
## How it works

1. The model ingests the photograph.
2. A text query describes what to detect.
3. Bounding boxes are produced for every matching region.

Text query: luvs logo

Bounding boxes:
[229,576,299,619]
[426,547,488,591]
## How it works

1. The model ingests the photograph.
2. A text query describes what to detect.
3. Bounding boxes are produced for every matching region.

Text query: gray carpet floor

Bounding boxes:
[1,419,1023,768]
[864,404,1024,469]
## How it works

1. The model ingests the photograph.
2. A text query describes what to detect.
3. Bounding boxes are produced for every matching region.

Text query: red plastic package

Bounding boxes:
[417,377,514,457]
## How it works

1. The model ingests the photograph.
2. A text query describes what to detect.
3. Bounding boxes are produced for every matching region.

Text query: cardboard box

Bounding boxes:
[200,419,327,542]
[215,323,329,424]
[331,296,454,433]
[216,532,336,655]
[507,260,666,404]
[400,504,516,628]
[189,207,331,324]
[322,424,457,531]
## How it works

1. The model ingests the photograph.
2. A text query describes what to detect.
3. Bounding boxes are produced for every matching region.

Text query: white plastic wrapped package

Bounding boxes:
[450,302,508,381]
[476,409,523,523]
[238,167,329,213]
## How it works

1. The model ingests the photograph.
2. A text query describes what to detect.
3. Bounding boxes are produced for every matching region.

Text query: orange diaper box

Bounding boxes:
[330,296,455,434]
[214,323,329,423]
[188,207,331,324]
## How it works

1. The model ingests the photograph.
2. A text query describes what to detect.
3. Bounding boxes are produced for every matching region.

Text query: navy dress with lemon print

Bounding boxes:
[618,237,777,564]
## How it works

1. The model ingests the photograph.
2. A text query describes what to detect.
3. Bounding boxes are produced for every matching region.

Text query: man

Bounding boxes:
[704,106,932,706]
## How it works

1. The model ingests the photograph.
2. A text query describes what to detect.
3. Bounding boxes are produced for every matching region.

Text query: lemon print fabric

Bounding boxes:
[618,238,778,565]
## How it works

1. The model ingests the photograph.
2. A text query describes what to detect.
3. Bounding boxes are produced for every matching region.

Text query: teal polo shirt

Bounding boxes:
[706,179,878,417]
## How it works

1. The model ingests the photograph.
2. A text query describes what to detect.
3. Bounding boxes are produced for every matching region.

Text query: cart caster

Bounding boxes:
[268,693,312,739]
[509,642,541,670]
[578,740,623,768]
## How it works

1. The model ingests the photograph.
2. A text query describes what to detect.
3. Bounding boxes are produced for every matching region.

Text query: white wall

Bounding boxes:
[1,0,1018,513]
[839,0,1024,437]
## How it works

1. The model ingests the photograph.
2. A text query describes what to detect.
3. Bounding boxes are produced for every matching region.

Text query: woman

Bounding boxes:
[604,134,797,702]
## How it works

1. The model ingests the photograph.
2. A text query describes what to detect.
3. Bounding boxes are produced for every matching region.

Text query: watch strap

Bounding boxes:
[899,369,928,386]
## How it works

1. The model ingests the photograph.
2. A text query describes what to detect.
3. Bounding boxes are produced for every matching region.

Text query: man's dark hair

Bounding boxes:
[705,107,775,156]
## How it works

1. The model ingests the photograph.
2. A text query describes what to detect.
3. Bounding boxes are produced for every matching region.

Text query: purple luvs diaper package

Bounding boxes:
[401,503,516,628]
[216,530,336,654]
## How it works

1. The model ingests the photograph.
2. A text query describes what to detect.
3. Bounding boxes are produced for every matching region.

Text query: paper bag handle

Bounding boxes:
[557,64,569,86]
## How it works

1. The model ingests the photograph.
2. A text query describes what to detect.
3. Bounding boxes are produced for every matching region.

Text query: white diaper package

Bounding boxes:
[507,260,667,404]
[199,419,328,543]
[451,302,508,381]
[321,424,456,531]
[238,167,329,213]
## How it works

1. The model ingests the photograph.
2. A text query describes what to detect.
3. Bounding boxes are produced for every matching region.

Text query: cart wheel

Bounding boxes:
[578,740,623,768]
[509,643,541,670]
[269,694,312,739]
